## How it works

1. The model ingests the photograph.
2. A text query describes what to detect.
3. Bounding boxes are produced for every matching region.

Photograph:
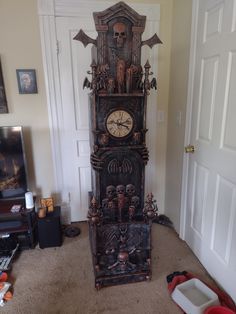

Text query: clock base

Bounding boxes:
[95,271,151,290]
[88,219,152,289]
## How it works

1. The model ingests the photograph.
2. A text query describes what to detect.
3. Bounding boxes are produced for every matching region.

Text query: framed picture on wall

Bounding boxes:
[0,58,8,113]
[16,69,38,94]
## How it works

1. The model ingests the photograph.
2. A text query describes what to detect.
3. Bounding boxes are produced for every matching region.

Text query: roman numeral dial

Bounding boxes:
[106,110,134,138]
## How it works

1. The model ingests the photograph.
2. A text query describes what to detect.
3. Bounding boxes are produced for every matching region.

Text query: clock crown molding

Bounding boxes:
[73,1,162,96]
[93,1,146,30]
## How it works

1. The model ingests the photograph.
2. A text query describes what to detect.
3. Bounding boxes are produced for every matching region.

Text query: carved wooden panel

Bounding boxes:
[74,1,160,289]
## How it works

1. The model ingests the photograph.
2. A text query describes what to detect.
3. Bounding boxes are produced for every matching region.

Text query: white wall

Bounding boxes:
[0,0,54,202]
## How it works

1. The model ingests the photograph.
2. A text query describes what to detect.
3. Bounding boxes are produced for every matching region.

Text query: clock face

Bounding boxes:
[106,110,134,138]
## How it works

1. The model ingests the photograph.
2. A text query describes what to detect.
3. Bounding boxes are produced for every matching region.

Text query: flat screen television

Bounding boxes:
[0,126,28,199]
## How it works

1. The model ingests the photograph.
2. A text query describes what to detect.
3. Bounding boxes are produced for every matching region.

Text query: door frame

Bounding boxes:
[180,0,199,240]
[37,0,160,209]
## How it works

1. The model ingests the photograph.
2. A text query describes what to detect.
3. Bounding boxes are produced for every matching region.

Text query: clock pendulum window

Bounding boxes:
[74,1,162,289]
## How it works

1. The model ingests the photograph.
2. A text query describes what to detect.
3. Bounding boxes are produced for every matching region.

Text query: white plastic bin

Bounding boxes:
[171,278,220,314]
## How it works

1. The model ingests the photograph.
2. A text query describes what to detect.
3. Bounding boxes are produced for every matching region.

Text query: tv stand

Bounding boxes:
[0,198,37,249]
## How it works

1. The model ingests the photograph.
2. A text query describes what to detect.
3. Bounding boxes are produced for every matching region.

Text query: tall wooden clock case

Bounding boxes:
[74,1,161,289]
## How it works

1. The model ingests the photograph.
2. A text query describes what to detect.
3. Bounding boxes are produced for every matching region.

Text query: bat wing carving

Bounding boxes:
[83,77,92,89]
[122,159,133,174]
[108,159,133,174]
[73,29,97,47]
[108,159,119,174]
[150,78,157,90]
[141,34,162,48]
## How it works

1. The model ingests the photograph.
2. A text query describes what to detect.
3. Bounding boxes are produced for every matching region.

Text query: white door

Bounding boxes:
[56,17,95,222]
[183,0,236,301]
[55,3,160,222]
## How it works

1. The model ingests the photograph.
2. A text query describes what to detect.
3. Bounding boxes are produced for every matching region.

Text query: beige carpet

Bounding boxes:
[1,223,215,314]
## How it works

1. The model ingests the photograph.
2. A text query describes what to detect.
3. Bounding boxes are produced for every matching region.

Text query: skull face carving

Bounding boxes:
[118,251,129,264]
[113,22,126,48]
[116,184,125,195]
[126,184,136,197]
[131,196,140,208]
[106,185,116,200]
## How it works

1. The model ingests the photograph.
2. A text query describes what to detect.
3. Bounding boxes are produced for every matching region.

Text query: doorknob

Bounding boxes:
[185,145,195,153]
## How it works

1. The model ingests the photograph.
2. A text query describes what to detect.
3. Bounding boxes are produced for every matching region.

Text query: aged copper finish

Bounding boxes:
[74,1,162,288]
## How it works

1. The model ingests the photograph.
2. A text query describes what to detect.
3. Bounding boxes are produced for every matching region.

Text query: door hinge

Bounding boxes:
[68,192,71,203]
[56,40,60,55]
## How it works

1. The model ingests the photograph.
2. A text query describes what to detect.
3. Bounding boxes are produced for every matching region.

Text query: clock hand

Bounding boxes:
[122,119,132,125]
[117,122,129,130]
[111,120,129,130]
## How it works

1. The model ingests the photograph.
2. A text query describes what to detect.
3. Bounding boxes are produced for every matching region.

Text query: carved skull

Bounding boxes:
[126,184,136,197]
[118,251,129,264]
[106,185,116,200]
[131,196,140,208]
[113,22,126,48]
[116,184,125,195]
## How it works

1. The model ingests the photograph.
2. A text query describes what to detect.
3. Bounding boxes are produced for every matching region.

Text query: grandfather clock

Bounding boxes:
[74,1,161,289]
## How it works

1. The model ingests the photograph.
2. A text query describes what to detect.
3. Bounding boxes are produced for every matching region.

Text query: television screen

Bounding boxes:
[0,126,28,199]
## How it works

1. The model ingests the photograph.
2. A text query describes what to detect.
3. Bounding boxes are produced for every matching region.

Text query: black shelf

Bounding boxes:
[0,199,37,249]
